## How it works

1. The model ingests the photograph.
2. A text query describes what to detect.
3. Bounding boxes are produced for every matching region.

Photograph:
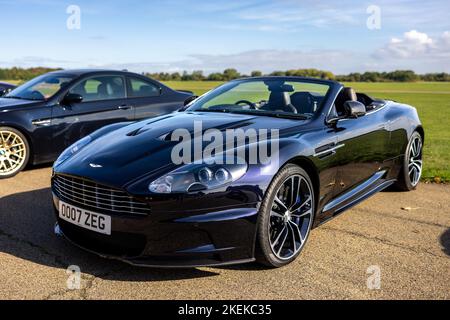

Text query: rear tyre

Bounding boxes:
[256,164,315,268]
[0,127,30,179]
[395,131,423,191]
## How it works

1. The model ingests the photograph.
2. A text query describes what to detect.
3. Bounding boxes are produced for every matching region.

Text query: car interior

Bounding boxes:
[71,78,125,101]
[330,87,386,118]
[259,82,325,115]
[260,84,386,118]
[135,84,159,97]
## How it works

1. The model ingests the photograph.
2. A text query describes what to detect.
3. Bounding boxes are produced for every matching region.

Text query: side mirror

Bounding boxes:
[184,95,198,107]
[62,93,83,105]
[178,95,199,112]
[344,101,366,118]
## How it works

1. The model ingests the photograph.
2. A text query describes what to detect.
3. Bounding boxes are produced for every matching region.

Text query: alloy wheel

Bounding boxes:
[0,130,27,176]
[268,174,314,260]
[408,135,423,187]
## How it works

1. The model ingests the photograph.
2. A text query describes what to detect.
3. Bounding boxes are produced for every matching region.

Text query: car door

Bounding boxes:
[126,76,181,120]
[49,74,133,158]
[332,108,391,197]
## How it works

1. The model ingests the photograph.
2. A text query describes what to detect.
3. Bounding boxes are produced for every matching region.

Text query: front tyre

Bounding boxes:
[0,127,30,179]
[256,164,315,268]
[395,131,423,191]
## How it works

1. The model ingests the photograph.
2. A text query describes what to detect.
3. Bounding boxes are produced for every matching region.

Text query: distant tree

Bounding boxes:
[386,70,418,82]
[421,73,450,81]
[191,70,205,81]
[181,71,192,81]
[222,68,240,80]
[207,73,224,81]
[270,71,286,76]
[170,72,182,81]
[251,70,262,77]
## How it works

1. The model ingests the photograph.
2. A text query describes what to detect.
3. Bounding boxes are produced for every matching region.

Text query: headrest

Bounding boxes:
[341,87,357,102]
[265,82,295,93]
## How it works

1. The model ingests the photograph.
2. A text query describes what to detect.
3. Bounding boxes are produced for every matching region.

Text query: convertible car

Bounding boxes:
[0,69,192,178]
[52,76,424,268]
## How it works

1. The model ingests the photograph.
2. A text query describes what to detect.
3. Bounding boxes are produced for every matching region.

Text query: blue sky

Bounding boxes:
[0,0,449,74]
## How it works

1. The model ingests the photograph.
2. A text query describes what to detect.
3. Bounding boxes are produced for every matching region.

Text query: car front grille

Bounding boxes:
[52,174,151,216]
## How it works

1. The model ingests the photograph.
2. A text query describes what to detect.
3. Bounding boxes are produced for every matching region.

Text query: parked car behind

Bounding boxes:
[0,81,16,96]
[0,69,193,178]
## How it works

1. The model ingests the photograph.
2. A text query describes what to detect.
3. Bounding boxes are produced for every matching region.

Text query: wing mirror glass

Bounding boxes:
[62,93,83,105]
[344,101,366,118]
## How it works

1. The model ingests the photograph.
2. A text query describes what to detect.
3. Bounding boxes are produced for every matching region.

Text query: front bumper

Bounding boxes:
[52,194,259,268]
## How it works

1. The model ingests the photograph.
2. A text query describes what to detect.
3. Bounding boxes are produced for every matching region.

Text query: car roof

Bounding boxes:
[48,69,144,77]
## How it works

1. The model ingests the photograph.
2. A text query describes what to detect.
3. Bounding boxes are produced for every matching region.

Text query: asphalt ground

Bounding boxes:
[0,166,449,299]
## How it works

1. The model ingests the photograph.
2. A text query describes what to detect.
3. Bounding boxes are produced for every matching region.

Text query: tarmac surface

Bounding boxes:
[0,166,449,299]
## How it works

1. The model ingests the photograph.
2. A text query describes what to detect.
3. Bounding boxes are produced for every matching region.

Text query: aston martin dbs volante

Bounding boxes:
[52,76,424,268]
[0,69,192,178]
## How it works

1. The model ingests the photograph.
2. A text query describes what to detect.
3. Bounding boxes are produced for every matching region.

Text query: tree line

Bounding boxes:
[0,67,61,81]
[1,67,449,82]
[146,69,450,82]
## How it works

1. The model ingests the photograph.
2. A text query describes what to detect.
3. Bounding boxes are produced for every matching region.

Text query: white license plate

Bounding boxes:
[58,200,111,235]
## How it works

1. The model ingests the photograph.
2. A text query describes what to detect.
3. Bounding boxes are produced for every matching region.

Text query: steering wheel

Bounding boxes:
[235,100,256,109]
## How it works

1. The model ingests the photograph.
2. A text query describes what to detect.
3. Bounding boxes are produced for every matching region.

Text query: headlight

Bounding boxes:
[149,157,247,194]
[54,135,92,167]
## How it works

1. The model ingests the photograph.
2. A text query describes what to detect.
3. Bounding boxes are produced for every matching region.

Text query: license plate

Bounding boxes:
[58,200,111,235]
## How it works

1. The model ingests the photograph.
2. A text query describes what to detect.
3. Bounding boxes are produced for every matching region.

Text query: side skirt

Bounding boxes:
[316,171,396,227]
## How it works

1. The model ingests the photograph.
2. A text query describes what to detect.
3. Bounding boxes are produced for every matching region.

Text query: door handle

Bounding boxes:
[118,105,131,110]
[32,119,51,126]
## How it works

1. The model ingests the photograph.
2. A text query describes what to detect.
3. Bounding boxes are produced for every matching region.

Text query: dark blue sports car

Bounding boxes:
[0,69,192,178]
[52,76,424,268]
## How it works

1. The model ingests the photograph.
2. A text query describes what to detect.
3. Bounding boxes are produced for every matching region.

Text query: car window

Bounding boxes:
[202,82,269,108]
[5,74,75,101]
[188,79,331,117]
[128,77,160,98]
[70,76,126,102]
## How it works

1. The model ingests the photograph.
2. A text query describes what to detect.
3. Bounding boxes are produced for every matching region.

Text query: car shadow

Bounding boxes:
[23,162,53,172]
[0,188,219,281]
[440,228,450,257]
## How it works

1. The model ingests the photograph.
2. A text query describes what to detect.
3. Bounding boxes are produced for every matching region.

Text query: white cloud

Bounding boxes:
[0,56,76,68]
[376,30,450,59]
[86,30,450,75]
[236,2,360,28]
[98,49,359,75]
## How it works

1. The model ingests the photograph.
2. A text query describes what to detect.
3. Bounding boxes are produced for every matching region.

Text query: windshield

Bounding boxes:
[187,79,331,118]
[5,74,76,101]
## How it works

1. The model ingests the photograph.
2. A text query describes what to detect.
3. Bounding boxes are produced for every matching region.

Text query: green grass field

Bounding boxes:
[165,81,450,182]
[3,79,449,181]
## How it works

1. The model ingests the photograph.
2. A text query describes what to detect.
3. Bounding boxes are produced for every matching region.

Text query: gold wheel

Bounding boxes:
[0,130,28,177]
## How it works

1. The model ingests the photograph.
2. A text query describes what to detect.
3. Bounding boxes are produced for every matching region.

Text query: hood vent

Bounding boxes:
[158,120,255,142]
[127,127,150,137]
